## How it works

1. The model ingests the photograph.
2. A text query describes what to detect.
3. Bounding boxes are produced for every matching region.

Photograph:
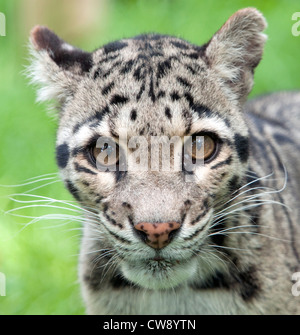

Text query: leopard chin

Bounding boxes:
[120,257,198,290]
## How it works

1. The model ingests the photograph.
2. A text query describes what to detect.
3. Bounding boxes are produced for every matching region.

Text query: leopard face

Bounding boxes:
[29,8,266,290]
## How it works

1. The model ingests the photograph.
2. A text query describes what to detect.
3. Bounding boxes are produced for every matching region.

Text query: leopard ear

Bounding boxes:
[28,25,92,105]
[204,8,267,104]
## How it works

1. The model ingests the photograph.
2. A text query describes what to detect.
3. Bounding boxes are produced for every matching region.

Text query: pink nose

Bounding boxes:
[134,221,181,249]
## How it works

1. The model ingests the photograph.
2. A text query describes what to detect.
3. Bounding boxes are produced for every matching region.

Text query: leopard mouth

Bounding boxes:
[120,256,197,290]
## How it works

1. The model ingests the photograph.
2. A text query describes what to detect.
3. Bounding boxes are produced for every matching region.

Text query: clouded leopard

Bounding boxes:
[28,8,300,314]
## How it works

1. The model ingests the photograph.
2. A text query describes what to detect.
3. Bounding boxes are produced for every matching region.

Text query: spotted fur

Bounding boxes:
[28,8,300,314]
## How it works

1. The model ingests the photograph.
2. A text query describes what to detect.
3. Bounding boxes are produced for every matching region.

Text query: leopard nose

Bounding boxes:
[134,222,181,249]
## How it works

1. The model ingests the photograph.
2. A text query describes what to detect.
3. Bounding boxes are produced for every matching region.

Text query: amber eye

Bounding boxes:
[187,134,216,162]
[91,138,119,170]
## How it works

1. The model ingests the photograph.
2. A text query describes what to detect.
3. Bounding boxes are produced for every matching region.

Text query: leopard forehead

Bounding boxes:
[61,34,241,139]
[91,34,208,70]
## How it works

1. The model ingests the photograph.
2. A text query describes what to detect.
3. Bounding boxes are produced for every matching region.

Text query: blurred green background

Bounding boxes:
[0,0,299,315]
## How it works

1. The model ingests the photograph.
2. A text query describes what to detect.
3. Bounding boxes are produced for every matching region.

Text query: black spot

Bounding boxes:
[148,74,155,102]
[83,250,115,291]
[103,41,128,54]
[157,59,172,79]
[177,76,192,89]
[165,107,172,120]
[192,259,260,301]
[130,109,137,121]
[181,109,192,134]
[170,91,180,101]
[223,116,231,128]
[133,33,169,41]
[190,204,209,225]
[88,107,110,128]
[110,95,129,105]
[194,104,212,117]
[102,202,109,213]
[171,40,189,50]
[102,82,115,95]
[137,54,149,61]
[228,175,241,194]
[103,210,123,229]
[83,272,102,291]
[181,51,199,60]
[127,215,134,226]
[101,105,111,116]
[234,134,249,163]
[245,204,261,229]
[109,60,122,71]
[95,196,102,204]
[98,54,118,65]
[149,51,164,57]
[183,220,210,241]
[133,66,145,81]
[94,60,122,80]
[209,219,226,247]
[74,162,97,175]
[184,92,194,108]
[107,226,131,244]
[186,98,212,119]
[136,82,146,101]
[56,143,70,169]
[93,68,101,79]
[122,202,132,209]
[211,156,232,170]
[115,170,127,183]
[234,266,260,301]
[157,90,165,99]
[92,111,105,122]
[185,63,204,75]
[110,273,134,289]
[193,42,210,64]
[120,59,135,74]
[71,146,83,158]
[101,69,111,79]
[65,180,81,201]
[73,122,82,133]
[185,64,197,75]
[182,109,190,120]
[191,270,230,290]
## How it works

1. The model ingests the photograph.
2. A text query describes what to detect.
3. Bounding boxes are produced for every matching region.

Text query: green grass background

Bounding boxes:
[0,0,299,315]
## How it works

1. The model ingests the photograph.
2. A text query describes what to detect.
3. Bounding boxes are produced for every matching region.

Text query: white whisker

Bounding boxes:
[207,244,249,252]
[0,174,59,188]
[7,193,100,218]
[23,179,62,194]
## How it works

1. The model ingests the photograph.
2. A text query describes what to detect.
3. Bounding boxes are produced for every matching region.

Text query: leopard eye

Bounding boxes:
[91,138,119,169]
[187,134,217,162]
